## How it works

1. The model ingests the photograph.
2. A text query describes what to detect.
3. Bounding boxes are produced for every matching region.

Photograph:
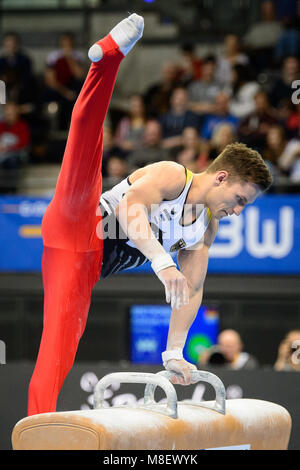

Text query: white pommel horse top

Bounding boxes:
[12,370,292,450]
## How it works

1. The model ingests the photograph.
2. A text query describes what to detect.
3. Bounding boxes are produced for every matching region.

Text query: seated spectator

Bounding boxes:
[274,330,300,371]
[201,92,239,141]
[127,120,170,172]
[262,125,288,181]
[143,61,180,118]
[177,43,203,86]
[0,32,32,84]
[187,55,222,115]
[43,32,86,130]
[105,155,128,188]
[101,125,124,178]
[160,87,199,151]
[114,94,147,153]
[206,123,237,162]
[198,329,259,370]
[0,32,40,127]
[175,127,208,173]
[270,56,300,121]
[277,122,300,182]
[274,18,300,65]
[229,64,261,120]
[215,34,249,87]
[0,102,30,169]
[285,102,300,138]
[238,90,279,152]
[243,0,283,71]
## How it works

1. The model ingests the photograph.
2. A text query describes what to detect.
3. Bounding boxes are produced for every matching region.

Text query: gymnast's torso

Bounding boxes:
[99,165,212,278]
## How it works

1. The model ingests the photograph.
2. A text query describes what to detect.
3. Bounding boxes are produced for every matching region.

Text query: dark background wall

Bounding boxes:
[0,272,299,366]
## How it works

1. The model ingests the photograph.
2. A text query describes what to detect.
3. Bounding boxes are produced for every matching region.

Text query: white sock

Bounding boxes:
[110,13,144,56]
[88,13,144,62]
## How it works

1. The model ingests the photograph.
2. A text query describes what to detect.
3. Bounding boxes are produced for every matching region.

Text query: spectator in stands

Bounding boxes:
[228,64,261,119]
[200,91,239,141]
[285,102,300,139]
[243,0,283,71]
[277,122,300,182]
[274,330,300,371]
[262,125,288,180]
[206,122,237,162]
[0,32,40,128]
[270,56,300,121]
[105,155,128,188]
[101,125,124,178]
[43,32,86,130]
[274,18,300,65]
[175,127,208,173]
[114,94,147,153]
[0,102,30,169]
[187,55,222,115]
[143,61,180,118]
[238,90,279,152]
[127,120,169,172]
[198,329,259,370]
[0,32,32,84]
[177,43,203,86]
[160,87,199,152]
[215,34,249,87]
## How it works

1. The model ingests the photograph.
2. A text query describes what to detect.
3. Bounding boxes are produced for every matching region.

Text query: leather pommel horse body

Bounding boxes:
[12,371,292,450]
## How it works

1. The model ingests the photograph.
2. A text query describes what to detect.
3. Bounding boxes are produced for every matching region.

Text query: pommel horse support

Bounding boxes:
[12,370,291,450]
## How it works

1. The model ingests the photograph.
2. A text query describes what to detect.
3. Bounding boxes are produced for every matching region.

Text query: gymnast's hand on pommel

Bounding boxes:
[164,358,197,386]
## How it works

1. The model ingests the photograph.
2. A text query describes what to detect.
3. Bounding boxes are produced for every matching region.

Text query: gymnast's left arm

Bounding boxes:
[163,218,219,385]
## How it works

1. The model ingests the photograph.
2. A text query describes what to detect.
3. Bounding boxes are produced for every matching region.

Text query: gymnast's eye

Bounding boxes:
[236,195,245,206]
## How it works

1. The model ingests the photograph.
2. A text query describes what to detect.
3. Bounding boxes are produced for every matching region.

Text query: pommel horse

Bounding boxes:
[12,370,291,450]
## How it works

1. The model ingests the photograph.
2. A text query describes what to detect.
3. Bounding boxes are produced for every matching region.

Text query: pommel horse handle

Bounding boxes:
[93,370,226,419]
[144,370,226,415]
[93,372,178,418]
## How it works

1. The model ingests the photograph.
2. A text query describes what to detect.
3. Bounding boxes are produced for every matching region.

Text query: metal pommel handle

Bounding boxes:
[145,369,226,415]
[93,372,178,419]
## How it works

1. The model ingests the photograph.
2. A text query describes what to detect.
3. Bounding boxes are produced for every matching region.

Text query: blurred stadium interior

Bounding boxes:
[0,0,300,450]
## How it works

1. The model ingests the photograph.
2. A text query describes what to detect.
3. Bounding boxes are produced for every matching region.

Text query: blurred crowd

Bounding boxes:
[1,0,300,192]
[197,328,300,372]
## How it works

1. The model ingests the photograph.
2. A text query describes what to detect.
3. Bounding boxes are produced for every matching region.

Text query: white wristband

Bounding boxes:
[162,349,183,364]
[151,253,176,276]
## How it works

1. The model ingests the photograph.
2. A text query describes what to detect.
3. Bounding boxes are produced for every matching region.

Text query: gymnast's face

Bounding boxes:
[206,172,261,220]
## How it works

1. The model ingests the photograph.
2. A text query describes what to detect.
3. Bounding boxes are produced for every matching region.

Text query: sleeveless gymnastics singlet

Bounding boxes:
[99,166,212,278]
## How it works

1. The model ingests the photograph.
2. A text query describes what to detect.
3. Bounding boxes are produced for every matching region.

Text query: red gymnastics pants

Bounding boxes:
[27,35,124,416]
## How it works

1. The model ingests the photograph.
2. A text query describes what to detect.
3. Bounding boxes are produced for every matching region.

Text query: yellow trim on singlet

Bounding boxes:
[185,168,194,185]
[207,208,212,221]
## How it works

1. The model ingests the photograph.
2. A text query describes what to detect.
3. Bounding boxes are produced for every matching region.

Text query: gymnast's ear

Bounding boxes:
[215,171,229,185]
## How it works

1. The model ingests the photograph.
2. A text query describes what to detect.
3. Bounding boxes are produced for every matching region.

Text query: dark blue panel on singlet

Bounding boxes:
[99,200,149,279]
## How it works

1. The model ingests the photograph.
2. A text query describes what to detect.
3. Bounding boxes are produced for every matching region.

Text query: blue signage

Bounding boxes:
[0,194,299,274]
[129,304,219,365]
[0,196,49,271]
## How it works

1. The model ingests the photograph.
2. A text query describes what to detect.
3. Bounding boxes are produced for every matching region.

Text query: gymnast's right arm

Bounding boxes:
[115,161,189,310]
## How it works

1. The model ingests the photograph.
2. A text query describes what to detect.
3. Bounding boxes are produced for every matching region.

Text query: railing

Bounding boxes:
[0,0,261,40]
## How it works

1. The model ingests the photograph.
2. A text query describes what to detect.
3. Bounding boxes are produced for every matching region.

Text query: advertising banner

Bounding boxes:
[0,195,299,274]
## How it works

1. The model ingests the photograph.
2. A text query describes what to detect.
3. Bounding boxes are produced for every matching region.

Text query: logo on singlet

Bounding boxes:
[170,238,187,252]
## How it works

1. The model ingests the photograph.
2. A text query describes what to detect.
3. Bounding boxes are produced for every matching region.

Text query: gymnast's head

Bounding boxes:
[203,142,272,220]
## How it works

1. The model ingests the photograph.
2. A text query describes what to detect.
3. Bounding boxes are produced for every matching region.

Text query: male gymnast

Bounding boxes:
[27,14,272,416]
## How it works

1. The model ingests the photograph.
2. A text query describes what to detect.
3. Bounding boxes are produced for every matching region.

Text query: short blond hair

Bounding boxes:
[207,142,272,191]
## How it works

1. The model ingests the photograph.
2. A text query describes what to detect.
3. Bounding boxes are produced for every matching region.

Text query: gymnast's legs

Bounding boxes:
[27,14,144,416]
